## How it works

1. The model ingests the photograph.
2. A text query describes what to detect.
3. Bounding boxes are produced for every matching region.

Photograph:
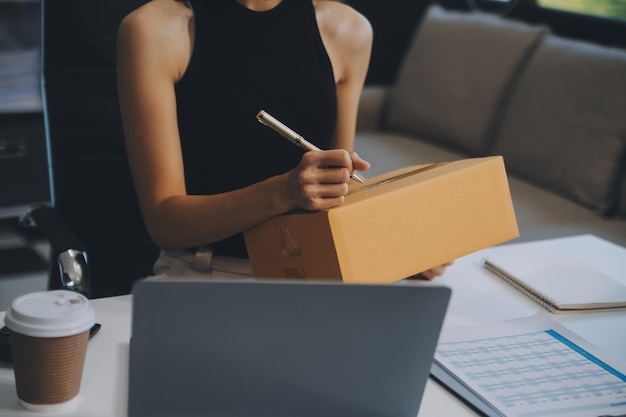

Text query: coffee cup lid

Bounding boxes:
[4,290,96,338]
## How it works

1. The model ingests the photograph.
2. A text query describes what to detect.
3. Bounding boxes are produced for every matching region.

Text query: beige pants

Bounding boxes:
[152,246,254,280]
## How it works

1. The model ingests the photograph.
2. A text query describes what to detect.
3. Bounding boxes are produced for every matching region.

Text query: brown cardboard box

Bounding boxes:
[244,156,519,283]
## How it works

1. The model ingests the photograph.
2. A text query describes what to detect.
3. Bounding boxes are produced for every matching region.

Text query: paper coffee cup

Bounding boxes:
[4,290,96,413]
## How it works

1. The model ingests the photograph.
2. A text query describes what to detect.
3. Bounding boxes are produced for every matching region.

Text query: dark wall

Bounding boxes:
[343,1,431,85]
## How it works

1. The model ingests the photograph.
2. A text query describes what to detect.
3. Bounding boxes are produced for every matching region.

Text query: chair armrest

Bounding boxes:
[356,85,391,132]
[22,205,84,253]
[20,205,91,297]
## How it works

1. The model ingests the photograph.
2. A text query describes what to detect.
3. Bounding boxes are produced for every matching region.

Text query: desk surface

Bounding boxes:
[1,234,625,416]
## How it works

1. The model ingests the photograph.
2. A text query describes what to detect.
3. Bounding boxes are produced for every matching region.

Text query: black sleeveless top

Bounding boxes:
[176,0,337,257]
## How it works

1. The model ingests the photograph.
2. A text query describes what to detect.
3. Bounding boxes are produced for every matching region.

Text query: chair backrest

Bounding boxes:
[42,0,157,298]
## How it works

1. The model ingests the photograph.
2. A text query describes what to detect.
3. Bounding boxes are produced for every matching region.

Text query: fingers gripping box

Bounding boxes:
[244,156,519,283]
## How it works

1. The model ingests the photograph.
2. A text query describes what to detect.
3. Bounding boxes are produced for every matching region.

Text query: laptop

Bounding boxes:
[128,278,451,417]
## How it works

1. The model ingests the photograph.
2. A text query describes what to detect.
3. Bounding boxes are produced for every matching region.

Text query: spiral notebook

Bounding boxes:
[482,253,626,313]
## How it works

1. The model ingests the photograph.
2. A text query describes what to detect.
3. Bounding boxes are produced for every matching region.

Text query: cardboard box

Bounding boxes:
[244,156,519,283]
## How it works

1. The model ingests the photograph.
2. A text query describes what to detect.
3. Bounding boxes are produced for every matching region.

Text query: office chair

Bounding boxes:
[21,0,157,299]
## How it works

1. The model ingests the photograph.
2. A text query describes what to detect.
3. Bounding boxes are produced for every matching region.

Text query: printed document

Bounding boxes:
[434,315,626,417]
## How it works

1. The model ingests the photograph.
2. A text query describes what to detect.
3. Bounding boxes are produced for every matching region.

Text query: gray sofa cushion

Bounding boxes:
[354,131,466,178]
[384,5,547,155]
[493,35,626,215]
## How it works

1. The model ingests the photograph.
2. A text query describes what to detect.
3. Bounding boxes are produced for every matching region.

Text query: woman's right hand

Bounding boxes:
[282,149,370,212]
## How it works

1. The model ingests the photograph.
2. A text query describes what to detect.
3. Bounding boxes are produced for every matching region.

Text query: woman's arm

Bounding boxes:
[314,1,373,152]
[117,1,361,251]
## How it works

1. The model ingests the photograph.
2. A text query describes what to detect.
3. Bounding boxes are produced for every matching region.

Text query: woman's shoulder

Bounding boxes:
[313,1,372,49]
[313,1,371,33]
[118,0,192,45]
[118,0,193,79]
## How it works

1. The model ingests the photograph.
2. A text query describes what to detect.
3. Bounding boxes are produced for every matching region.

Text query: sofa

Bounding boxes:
[354,4,626,248]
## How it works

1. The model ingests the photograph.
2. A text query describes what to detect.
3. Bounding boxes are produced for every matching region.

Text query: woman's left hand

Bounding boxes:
[418,261,454,280]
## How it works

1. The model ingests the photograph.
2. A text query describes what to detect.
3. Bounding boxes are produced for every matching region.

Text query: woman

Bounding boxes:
[117,0,449,279]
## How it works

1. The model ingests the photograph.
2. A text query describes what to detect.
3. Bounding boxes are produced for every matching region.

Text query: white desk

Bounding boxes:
[0,234,625,416]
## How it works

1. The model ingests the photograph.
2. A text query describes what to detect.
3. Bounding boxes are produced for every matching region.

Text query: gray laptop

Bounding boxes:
[128,278,450,417]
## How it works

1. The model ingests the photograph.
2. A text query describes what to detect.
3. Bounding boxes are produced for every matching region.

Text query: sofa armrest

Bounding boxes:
[356,85,390,132]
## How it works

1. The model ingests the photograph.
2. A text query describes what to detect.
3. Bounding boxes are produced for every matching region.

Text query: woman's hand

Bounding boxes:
[418,261,455,280]
[283,149,370,212]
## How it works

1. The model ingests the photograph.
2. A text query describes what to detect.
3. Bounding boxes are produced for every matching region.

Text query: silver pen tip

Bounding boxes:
[352,174,365,184]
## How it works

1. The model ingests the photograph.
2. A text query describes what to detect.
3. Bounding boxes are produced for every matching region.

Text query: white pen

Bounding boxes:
[256,109,365,184]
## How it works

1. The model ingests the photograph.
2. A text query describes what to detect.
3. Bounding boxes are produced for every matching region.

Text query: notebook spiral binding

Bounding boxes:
[481,259,559,312]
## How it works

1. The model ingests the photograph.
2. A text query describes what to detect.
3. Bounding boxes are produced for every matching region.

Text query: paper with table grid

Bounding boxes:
[434,315,626,417]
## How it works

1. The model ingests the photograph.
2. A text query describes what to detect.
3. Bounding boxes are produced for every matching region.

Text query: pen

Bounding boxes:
[256,109,365,184]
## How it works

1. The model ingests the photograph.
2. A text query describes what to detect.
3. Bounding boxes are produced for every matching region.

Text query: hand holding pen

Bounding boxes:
[257,110,367,184]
